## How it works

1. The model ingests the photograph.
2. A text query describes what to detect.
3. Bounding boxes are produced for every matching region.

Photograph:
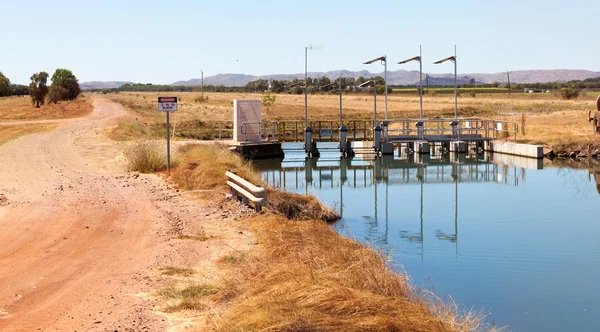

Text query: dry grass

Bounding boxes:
[124,140,179,173]
[171,144,340,221]
[158,284,219,313]
[171,143,261,191]
[174,231,210,241]
[159,266,196,277]
[213,214,495,332]
[106,91,600,152]
[0,95,92,121]
[0,123,59,146]
[218,253,246,265]
[163,144,497,331]
[267,189,340,222]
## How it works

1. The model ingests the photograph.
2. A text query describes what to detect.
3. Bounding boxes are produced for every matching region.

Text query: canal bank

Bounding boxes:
[165,143,494,331]
[255,142,600,332]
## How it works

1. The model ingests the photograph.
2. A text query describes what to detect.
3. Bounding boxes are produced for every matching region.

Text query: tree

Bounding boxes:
[49,68,81,102]
[0,72,10,97]
[29,72,49,108]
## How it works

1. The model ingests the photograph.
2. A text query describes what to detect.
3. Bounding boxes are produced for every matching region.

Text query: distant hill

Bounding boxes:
[80,81,134,90]
[173,69,600,87]
[81,70,600,90]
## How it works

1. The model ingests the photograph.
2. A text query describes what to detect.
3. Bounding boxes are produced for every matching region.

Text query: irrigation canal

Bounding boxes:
[254,142,600,332]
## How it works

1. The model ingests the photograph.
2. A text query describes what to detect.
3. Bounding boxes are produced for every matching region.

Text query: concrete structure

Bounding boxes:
[449,141,467,153]
[485,140,543,159]
[233,99,261,143]
[380,142,394,155]
[234,143,284,160]
[226,170,267,211]
[488,151,543,170]
[415,141,430,154]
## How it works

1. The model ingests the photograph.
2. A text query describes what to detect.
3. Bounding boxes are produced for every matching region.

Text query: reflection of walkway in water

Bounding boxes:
[257,152,532,258]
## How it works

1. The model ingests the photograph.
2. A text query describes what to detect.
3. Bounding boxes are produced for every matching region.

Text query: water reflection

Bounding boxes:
[255,151,536,257]
[256,147,600,331]
[591,170,600,194]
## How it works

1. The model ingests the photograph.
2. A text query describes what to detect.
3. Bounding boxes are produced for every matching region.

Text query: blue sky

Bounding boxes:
[2,0,598,85]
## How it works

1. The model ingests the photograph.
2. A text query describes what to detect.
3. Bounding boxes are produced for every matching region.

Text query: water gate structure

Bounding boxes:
[229,99,540,160]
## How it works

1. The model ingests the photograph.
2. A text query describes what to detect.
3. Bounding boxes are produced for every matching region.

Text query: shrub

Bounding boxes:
[194,95,209,103]
[560,87,580,100]
[124,141,175,172]
[469,91,476,97]
[47,85,68,104]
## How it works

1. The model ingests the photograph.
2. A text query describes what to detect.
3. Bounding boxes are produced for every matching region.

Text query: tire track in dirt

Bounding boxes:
[0,98,253,331]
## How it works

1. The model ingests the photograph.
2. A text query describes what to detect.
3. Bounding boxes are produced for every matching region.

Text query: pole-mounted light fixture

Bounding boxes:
[358,80,378,126]
[363,56,388,120]
[399,45,424,119]
[434,46,458,118]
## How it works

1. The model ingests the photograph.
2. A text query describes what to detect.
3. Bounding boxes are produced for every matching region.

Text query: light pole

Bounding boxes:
[304,45,322,128]
[201,70,204,98]
[322,80,349,156]
[359,80,377,125]
[303,45,321,156]
[434,46,458,118]
[364,56,388,120]
[507,71,512,95]
[398,45,424,119]
[359,80,382,153]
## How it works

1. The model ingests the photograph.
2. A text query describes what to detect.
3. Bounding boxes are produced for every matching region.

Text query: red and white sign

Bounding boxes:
[158,96,178,112]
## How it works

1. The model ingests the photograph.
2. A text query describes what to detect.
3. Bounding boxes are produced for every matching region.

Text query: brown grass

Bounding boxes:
[174,231,210,241]
[0,95,92,121]
[267,189,340,222]
[159,266,196,277]
[213,215,493,332]
[158,284,219,313]
[106,91,600,152]
[171,143,261,191]
[124,140,179,173]
[163,144,498,331]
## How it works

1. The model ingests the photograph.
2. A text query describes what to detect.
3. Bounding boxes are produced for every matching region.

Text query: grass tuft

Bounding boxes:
[124,140,178,173]
[158,284,219,313]
[171,143,260,190]
[218,253,246,265]
[267,189,340,222]
[174,231,210,241]
[159,266,196,277]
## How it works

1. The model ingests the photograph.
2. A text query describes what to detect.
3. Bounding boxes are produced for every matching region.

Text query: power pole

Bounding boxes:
[507,71,511,95]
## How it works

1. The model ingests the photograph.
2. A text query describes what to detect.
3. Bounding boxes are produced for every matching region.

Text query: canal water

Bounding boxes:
[254,142,600,332]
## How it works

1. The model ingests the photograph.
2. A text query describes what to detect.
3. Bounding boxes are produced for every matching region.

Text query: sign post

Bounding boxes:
[158,96,178,171]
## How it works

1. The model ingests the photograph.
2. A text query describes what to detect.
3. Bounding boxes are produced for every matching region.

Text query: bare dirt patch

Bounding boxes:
[0,98,254,331]
[0,94,92,121]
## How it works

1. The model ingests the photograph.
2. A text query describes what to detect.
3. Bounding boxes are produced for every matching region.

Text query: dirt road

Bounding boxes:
[0,98,249,331]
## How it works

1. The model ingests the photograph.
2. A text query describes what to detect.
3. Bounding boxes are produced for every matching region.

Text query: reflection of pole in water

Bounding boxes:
[385,163,389,244]
[339,157,349,218]
[455,169,459,257]
[305,157,314,195]
[420,178,424,260]
[374,168,378,222]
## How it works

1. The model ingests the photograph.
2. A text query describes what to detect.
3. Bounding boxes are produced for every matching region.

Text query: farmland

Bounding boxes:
[104,91,600,150]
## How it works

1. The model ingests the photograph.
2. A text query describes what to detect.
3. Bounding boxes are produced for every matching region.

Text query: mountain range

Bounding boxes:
[81,69,600,90]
